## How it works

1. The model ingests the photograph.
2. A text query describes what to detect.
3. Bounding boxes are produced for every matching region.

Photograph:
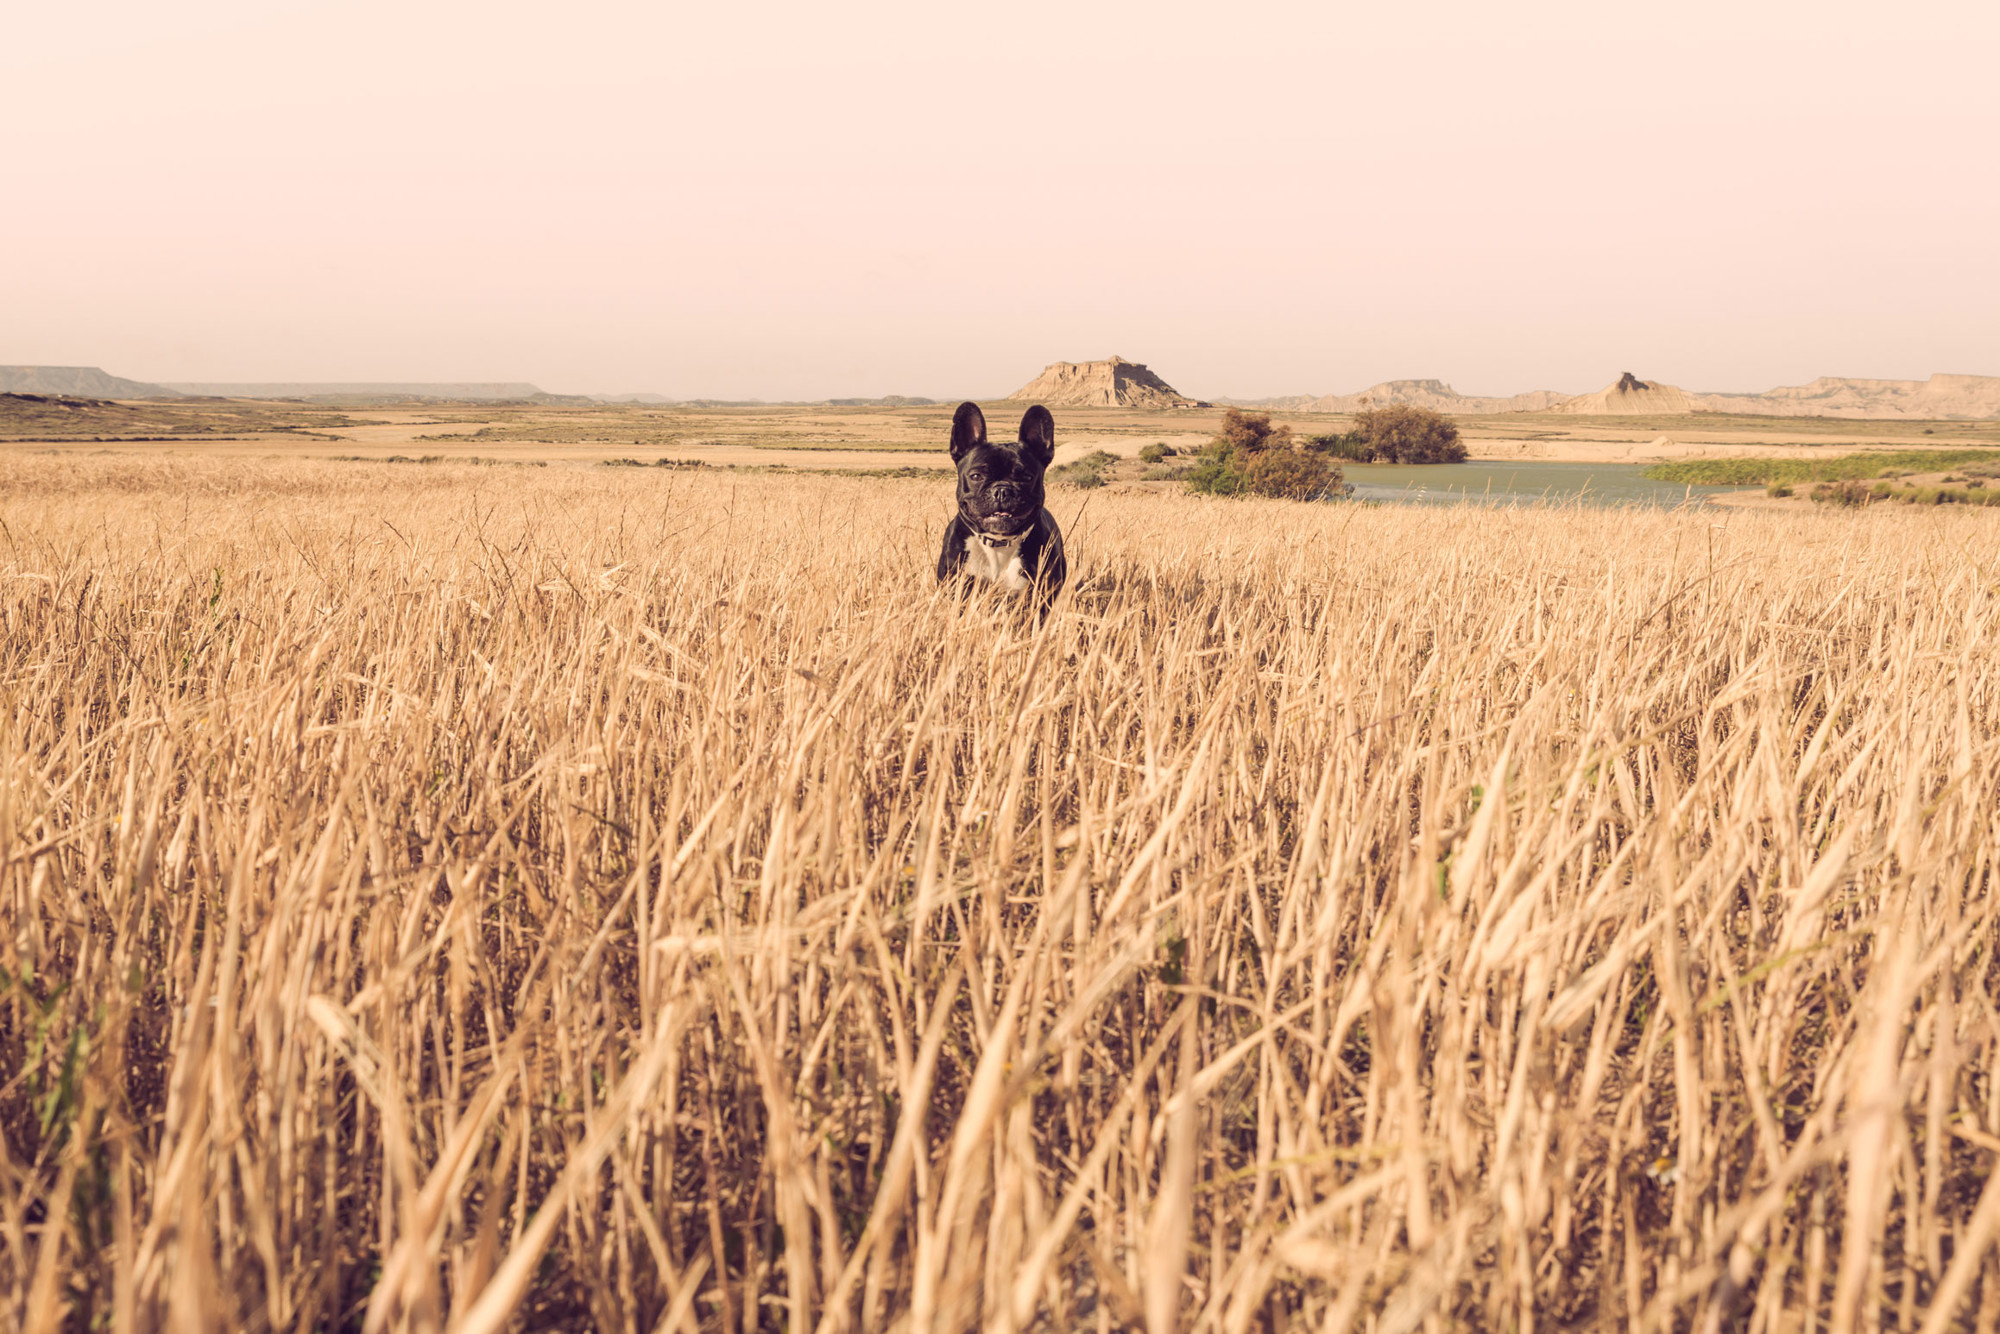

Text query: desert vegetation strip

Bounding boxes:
[1645,448,2000,486]
[6,457,2000,1330]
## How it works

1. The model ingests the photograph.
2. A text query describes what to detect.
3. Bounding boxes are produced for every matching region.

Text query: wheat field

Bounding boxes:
[4,455,2000,1334]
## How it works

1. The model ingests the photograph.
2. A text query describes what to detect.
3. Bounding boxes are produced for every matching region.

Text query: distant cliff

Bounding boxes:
[1230,379,1569,414]
[0,366,178,398]
[1231,371,2000,419]
[1694,374,2000,420]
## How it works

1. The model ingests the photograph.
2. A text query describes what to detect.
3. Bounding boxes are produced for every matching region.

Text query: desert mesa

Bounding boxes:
[1228,367,2000,419]
[9,359,2000,419]
[903,356,2000,420]
[818,357,2000,420]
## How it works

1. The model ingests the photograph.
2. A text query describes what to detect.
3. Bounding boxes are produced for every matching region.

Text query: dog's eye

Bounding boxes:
[967,470,985,483]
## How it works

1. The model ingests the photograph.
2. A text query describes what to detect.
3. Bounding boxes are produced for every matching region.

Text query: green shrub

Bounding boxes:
[1186,409,1343,500]
[1350,405,1466,464]
[1811,480,1876,508]
[1141,465,1190,481]
[1863,483,2000,507]
[1766,483,1793,498]
[1222,410,1280,451]
[1050,450,1118,489]
[1185,446,1247,496]
[1241,447,1339,500]
[1139,442,1177,463]
[1647,450,2000,487]
[1304,432,1375,462]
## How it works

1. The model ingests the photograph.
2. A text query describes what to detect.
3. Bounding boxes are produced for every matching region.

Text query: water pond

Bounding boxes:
[1341,461,1751,508]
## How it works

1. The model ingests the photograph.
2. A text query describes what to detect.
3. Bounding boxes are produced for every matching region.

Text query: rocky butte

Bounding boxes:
[1006,357,1209,409]
[1233,371,2000,420]
[1550,371,1700,415]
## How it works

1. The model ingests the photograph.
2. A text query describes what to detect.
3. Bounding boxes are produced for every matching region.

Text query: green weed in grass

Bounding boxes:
[1647,448,2000,487]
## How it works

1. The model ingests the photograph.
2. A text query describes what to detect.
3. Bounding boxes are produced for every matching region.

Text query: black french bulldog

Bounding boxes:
[936,401,1066,606]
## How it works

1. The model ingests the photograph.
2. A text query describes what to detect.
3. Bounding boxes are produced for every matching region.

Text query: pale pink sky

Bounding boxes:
[5,0,1997,400]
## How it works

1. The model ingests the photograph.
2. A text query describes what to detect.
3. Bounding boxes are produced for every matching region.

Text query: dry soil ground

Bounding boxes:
[9,397,1999,477]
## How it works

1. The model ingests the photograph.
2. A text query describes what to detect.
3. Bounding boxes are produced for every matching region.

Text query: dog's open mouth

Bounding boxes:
[979,510,1030,536]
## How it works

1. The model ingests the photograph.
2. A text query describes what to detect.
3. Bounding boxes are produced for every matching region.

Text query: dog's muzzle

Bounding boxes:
[974,510,1032,542]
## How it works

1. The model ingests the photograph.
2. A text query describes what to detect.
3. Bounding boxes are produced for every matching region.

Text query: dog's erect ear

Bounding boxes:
[949,402,987,461]
[1018,405,1055,467]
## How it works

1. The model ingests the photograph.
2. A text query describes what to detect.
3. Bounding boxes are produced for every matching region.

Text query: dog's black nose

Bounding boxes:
[992,482,1022,508]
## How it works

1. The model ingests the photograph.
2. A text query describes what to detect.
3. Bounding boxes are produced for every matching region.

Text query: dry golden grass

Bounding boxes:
[5,456,2000,1333]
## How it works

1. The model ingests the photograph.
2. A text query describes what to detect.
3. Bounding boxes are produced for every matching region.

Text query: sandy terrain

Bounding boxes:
[7,399,1998,485]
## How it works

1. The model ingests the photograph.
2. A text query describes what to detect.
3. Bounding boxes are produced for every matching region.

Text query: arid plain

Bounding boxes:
[11,393,2000,508]
[10,394,2000,466]
[8,393,2000,1333]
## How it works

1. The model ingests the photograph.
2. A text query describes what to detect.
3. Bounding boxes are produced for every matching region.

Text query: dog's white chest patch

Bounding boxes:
[963,532,1031,592]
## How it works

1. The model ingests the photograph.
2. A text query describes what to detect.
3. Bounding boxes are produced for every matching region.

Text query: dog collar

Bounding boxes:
[975,529,1024,548]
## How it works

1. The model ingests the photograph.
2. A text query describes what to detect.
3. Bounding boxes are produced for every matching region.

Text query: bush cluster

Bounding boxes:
[1049,450,1118,489]
[1350,405,1467,464]
[1810,480,1877,508]
[1296,406,1467,465]
[1303,433,1375,462]
[601,457,708,470]
[1811,478,2000,508]
[1647,448,2000,487]
[1186,410,1344,501]
[1893,484,2000,507]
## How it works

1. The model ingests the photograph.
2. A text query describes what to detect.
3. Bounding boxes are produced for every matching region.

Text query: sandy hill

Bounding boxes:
[1237,370,2000,419]
[1557,371,2000,419]
[1006,357,1208,409]
[1696,374,2000,419]
[1235,379,1571,414]
[1549,372,1700,415]
[0,366,178,398]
